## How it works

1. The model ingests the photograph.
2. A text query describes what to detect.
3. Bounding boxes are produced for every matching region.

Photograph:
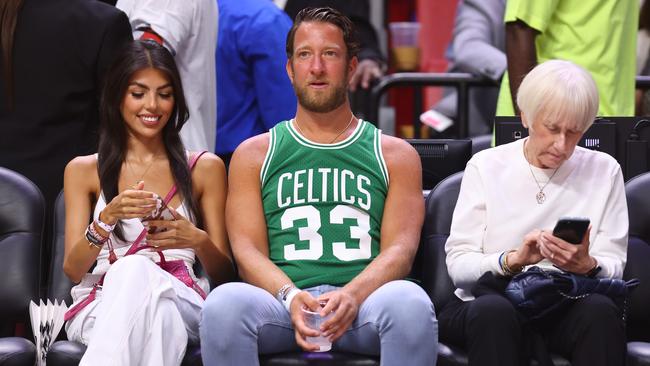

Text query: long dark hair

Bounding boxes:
[0,0,24,109]
[98,40,199,240]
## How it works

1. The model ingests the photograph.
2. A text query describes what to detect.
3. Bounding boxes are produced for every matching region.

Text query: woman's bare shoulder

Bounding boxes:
[64,155,99,191]
[188,151,225,176]
[187,151,226,191]
[65,154,98,174]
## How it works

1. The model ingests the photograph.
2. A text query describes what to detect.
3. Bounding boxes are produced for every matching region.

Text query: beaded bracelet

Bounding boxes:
[88,221,108,240]
[85,221,108,249]
[85,228,104,249]
[94,217,116,233]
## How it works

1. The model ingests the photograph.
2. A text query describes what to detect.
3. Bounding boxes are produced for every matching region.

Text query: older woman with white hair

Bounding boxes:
[439,60,628,366]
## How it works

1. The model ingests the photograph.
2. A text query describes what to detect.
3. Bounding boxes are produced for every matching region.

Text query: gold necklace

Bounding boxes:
[126,155,158,185]
[294,114,356,144]
[523,142,560,204]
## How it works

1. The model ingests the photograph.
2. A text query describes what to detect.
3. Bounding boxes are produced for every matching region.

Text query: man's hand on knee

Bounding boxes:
[318,290,359,342]
[290,291,322,351]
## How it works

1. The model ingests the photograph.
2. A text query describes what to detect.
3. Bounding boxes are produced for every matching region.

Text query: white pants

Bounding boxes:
[65,255,203,366]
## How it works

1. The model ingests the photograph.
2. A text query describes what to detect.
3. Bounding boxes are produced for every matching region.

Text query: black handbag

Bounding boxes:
[504,266,639,322]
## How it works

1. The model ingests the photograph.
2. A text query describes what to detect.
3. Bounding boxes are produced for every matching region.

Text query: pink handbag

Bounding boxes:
[65,152,208,321]
[131,244,208,299]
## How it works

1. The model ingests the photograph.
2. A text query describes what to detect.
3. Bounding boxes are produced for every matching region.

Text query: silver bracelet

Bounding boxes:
[276,283,294,302]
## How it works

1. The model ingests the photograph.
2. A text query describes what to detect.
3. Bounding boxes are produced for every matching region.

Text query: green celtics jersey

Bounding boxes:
[261,119,389,288]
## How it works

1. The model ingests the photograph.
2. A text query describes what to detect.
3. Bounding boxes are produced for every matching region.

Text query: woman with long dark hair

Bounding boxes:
[62,40,234,365]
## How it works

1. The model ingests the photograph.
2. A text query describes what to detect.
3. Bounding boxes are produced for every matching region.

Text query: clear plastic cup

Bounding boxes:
[301,303,334,352]
[389,22,421,71]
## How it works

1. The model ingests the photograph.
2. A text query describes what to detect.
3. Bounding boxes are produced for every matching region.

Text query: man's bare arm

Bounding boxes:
[505,19,538,115]
[227,134,292,292]
[226,134,321,351]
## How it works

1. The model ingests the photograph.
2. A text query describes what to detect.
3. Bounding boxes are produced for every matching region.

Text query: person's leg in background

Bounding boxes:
[546,293,625,366]
[438,294,523,366]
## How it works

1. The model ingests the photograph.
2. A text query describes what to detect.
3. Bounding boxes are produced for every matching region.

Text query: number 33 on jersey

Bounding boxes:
[261,120,389,289]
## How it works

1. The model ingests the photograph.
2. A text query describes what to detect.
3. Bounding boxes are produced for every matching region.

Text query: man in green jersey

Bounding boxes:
[200,7,437,365]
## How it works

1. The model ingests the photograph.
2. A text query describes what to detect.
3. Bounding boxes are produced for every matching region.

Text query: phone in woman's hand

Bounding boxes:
[552,217,590,244]
[141,195,176,233]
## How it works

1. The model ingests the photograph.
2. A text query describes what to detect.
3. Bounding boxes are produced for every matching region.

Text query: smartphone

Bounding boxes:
[552,217,590,244]
[141,195,177,233]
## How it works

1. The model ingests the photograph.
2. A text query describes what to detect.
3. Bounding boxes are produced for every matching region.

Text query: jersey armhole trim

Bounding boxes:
[260,128,277,185]
[374,129,389,187]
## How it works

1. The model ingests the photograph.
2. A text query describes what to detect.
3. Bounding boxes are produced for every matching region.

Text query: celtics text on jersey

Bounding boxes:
[260,120,389,288]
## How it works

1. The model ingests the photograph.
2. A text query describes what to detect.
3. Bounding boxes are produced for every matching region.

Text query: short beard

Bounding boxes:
[294,82,347,113]
[290,63,349,113]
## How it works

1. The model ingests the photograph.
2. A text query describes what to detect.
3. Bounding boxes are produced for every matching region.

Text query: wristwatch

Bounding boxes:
[586,265,602,278]
[585,259,602,278]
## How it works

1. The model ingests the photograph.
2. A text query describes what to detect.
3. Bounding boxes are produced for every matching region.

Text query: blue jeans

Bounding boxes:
[200,280,438,366]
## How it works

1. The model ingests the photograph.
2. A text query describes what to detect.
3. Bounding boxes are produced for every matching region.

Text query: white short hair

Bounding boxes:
[517,60,599,132]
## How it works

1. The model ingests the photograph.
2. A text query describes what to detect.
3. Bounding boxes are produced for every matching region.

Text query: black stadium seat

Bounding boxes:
[470,134,492,155]
[624,172,650,366]
[0,167,42,366]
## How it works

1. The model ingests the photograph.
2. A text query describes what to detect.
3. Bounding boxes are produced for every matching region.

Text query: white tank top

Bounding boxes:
[70,193,210,302]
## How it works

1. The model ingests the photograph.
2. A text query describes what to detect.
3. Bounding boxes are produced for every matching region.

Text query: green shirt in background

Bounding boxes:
[496,0,638,117]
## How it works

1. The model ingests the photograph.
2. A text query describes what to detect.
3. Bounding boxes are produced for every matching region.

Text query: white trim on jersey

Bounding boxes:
[260,128,277,185]
[373,128,389,187]
[287,119,366,150]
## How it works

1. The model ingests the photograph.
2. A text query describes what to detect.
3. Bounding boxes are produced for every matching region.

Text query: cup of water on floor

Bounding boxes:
[301,302,334,352]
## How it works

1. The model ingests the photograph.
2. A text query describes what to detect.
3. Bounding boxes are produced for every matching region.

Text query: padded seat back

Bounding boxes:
[624,237,650,342]
[0,167,43,336]
[624,172,650,342]
[417,172,463,314]
[625,172,650,244]
[470,134,492,155]
[47,191,74,305]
